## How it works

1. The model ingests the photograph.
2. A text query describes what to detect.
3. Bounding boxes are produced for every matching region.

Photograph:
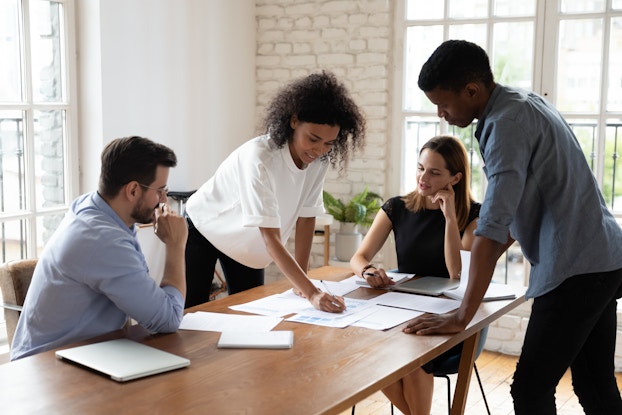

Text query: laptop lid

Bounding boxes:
[392,276,460,296]
[55,338,190,382]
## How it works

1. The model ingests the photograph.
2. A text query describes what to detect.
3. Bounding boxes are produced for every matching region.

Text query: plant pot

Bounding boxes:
[334,222,362,262]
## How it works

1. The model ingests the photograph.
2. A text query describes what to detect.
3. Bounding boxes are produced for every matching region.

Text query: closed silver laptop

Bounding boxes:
[55,338,190,382]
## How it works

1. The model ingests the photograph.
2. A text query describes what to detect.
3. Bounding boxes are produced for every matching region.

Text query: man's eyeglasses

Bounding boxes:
[138,183,169,197]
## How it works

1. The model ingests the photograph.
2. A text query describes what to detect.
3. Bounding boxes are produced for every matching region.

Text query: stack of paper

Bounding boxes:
[446,251,519,301]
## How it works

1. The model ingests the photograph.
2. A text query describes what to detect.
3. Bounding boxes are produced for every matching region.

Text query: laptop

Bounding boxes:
[392,276,460,296]
[55,338,190,382]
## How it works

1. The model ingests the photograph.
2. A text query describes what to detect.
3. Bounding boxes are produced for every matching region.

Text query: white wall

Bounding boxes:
[76,0,256,193]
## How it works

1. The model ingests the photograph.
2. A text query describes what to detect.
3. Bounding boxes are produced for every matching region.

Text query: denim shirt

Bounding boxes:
[474,84,622,299]
[10,192,184,360]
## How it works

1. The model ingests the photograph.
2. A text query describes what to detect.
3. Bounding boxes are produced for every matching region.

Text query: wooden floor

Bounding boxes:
[340,350,622,415]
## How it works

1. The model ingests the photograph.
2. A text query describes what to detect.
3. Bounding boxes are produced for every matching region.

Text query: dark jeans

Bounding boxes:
[510,267,622,415]
[184,218,264,308]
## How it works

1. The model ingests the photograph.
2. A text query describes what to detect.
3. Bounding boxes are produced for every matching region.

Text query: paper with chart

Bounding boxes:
[286,297,375,328]
[229,279,358,317]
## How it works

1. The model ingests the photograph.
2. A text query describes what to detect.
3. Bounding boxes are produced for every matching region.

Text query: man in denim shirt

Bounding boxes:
[11,136,187,360]
[404,40,622,415]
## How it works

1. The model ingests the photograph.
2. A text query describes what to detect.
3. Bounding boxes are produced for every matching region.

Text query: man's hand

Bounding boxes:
[402,310,466,335]
[153,205,188,247]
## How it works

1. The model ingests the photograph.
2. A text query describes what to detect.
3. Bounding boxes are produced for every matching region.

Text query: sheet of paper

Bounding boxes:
[229,291,309,317]
[445,250,519,301]
[310,278,358,296]
[371,291,460,314]
[229,280,358,317]
[351,305,423,330]
[286,298,375,328]
[179,311,283,332]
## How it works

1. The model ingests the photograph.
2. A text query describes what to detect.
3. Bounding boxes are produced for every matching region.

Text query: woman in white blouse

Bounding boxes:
[184,71,366,312]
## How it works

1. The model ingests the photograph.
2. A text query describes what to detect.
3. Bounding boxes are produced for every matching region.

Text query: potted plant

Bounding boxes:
[323,187,383,261]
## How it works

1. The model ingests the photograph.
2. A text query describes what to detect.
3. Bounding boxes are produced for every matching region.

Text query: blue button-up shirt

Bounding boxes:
[11,192,184,360]
[474,85,622,299]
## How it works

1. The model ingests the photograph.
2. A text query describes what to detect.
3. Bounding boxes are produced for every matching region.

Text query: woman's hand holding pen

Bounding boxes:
[310,289,346,313]
[364,268,395,288]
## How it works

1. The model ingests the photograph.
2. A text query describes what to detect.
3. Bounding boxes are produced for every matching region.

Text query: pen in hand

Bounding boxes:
[320,280,346,310]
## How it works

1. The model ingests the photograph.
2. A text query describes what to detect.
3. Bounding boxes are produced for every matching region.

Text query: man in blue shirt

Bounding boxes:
[11,136,188,360]
[404,40,622,414]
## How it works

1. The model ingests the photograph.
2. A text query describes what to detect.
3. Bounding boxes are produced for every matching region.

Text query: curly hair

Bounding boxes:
[418,40,494,93]
[263,70,366,169]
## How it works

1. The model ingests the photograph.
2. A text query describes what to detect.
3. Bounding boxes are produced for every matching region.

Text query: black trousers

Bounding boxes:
[510,267,622,415]
[184,218,264,308]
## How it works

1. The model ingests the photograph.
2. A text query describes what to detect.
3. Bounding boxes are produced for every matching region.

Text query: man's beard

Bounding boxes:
[131,200,158,225]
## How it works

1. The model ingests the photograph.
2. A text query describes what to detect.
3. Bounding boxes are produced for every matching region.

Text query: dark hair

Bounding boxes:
[263,70,366,169]
[418,40,494,93]
[98,136,177,198]
[402,135,474,230]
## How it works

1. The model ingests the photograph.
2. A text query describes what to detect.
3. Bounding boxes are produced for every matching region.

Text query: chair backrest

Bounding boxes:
[0,259,37,347]
[431,325,489,376]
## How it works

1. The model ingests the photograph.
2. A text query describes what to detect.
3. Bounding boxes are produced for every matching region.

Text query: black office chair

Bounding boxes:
[351,326,490,415]
[431,325,491,415]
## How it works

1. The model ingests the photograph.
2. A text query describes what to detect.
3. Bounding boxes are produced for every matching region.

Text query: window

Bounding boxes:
[0,0,77,263]
[393,0,622,285]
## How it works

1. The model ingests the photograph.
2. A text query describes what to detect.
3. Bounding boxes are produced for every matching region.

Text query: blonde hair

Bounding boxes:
[402,135,473,231]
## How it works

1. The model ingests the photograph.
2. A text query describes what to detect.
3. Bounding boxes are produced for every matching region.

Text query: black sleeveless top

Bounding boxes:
[383,197,480,278]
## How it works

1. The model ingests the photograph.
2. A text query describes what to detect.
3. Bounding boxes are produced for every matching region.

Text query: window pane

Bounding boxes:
[494,0,535,17]
[403,117,440,192]
[449,0,489,19]
[567,119,598,171]
[561,0,605,13]
[34,109,65,208]
[614,0,622,10]
[604,120,622,212]
[607,17,622,112]
[557,19,603,113]
[0,111,26,214]
[36,213,63,253]
[29,0,65,103]
[0,0,22,102]
[493,22,534,89]
[406,0,444,20]
[404,25,443,111]
[448,24,487,47]
[0,219,28,263]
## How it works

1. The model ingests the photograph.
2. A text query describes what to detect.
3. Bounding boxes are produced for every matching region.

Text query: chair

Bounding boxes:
[0,259,37,347]
[351,326,491,415]
[431,326,491,415]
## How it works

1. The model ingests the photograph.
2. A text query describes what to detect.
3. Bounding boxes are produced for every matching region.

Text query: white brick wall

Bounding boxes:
[255,0,622,372]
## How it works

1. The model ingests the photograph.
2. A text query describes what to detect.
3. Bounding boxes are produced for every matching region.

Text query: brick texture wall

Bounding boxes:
[254,0,622,371]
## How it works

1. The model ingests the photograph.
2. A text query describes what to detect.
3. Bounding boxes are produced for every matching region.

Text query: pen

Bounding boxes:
[320,280,336,297]
[364,272,380,277]
[320,280,346,310]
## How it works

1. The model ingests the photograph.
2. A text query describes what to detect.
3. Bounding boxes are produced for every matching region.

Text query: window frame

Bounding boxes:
[0,0,79,261]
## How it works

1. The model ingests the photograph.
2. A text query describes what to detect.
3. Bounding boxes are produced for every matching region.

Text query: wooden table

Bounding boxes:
[0,266,525,415]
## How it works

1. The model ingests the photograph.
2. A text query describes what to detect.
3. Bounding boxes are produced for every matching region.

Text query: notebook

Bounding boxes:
[392,276,460,296]
[217,331,294,349]
[55,338,190,382]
